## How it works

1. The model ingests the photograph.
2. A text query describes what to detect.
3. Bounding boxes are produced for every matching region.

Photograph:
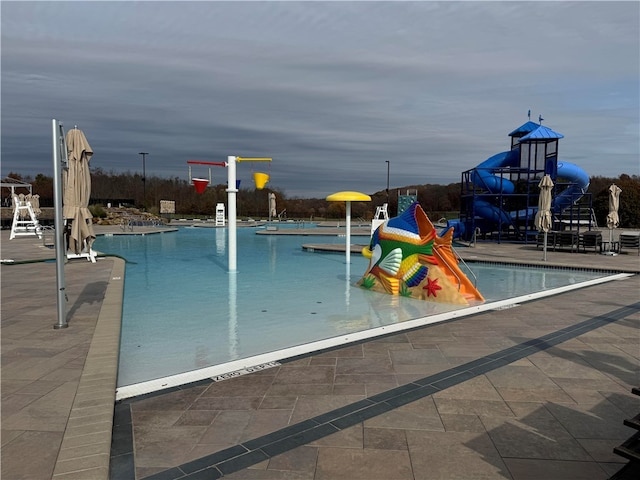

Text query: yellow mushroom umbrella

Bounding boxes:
[326,191,371,266]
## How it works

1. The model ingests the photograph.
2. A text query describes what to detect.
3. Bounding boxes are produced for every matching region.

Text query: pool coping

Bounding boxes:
[48,258,125,479]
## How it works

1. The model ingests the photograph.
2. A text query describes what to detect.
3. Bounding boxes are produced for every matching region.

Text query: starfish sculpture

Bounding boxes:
[423,277,442,297]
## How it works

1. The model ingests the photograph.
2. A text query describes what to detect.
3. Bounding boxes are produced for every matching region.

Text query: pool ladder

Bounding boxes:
[434,243,479,291]
[41,225,56,247]
[453,244,478,289]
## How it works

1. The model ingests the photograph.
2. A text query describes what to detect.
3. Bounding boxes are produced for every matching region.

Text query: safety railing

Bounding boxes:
[436,242,479,290]
[434,243,463,292]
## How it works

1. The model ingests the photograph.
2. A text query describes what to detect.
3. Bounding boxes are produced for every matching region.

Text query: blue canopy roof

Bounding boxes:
[519,125,564,141]
[508,121,540,137]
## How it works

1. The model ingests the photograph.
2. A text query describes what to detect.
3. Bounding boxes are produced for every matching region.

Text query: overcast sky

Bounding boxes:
[2,1,638,198]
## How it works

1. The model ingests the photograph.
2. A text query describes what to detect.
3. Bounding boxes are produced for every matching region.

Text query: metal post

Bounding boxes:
[227,156,238,272]
[385,160,390,206]
[345,261,351,307]
[139,152,148,209]
[52,119,68,329]
[228,271,238,357]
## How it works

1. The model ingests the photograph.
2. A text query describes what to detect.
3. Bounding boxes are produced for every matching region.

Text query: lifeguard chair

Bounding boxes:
[10,194,43,240]
[215,203,225,226]
[371,203,389,236]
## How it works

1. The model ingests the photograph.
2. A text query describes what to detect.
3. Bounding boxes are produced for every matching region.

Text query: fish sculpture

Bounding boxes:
[359,202,484,305]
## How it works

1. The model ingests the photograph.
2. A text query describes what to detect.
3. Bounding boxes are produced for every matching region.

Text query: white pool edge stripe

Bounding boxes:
[116,273,632,401]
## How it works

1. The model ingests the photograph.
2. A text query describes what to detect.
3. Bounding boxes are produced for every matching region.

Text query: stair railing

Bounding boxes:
[433,243,479,292]
[450,243,479,289]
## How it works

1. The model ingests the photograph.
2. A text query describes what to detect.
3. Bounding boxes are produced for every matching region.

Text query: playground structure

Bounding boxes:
[447,116,594,242]
[187,157,272,272]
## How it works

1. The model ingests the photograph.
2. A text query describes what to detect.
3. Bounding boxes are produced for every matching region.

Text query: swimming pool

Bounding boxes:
[94,227,621,398]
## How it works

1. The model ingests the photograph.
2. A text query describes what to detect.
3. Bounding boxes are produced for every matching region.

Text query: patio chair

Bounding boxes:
[619,232,640,256]
[578,230,602,253]
[557,231,579,252]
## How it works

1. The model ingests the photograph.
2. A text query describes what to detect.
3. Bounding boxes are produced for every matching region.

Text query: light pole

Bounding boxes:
[139,152,148,209]
[385,160,390,206]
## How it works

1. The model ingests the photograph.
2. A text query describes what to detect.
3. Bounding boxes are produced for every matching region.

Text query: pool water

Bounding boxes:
[94,227,613,389]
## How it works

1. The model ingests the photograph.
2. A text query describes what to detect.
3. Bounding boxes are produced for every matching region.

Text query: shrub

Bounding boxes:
[89,204,107,218]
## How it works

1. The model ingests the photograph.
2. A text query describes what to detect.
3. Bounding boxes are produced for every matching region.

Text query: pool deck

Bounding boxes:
[1,225,639,480]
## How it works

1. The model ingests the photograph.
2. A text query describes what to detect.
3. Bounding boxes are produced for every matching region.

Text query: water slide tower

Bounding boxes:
[456,117,593,242]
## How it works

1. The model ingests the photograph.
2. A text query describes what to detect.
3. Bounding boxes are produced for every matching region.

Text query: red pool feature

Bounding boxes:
[193,178,209,194]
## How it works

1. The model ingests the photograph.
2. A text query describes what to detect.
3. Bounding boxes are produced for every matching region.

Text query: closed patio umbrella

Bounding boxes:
[63,128,94,255]
[534,174,554,261]
[604,183,622,255]
[269,192,277,221]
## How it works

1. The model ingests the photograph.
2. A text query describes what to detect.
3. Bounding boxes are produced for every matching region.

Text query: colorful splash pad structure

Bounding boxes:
[187,159,271,193]
[359,202,484,306]
[447,115,594,242]
[187,156,272,272]
[187,160,228,193]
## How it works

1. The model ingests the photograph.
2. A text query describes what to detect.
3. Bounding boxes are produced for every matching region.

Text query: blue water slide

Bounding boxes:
[552,161,590,211]
[474,200,513,225]
[447,157,591,239]
[446,150,520,237]
[470,150,519,194]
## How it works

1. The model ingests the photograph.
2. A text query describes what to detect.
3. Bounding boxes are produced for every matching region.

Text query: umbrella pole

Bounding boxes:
[52,119,68,329]
[609,227,613,250]
[543,231,548,261]
[602,228,616,256]
[345,201,351,265]
[606,227,618,256]
[345,261,351,307]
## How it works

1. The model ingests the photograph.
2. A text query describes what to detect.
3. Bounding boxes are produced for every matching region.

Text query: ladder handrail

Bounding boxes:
[41,225,55,247]
[434,242,478,290]
[433,243,462,291]
[590,208,598,229]
[452,244,478,288]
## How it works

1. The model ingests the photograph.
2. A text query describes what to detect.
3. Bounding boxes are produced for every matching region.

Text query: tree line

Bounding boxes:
[3,169,639,228]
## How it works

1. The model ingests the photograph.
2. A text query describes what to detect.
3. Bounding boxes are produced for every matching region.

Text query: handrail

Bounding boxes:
[41,225,55,247]
[434,242,479,290]
[471,227,481,248]
[434,244,462,291]
[452,244,478,288]
[120,217,134,232]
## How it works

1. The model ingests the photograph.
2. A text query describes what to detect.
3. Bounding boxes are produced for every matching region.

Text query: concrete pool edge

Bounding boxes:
[115,271,632,401]
[52,257,125,479]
